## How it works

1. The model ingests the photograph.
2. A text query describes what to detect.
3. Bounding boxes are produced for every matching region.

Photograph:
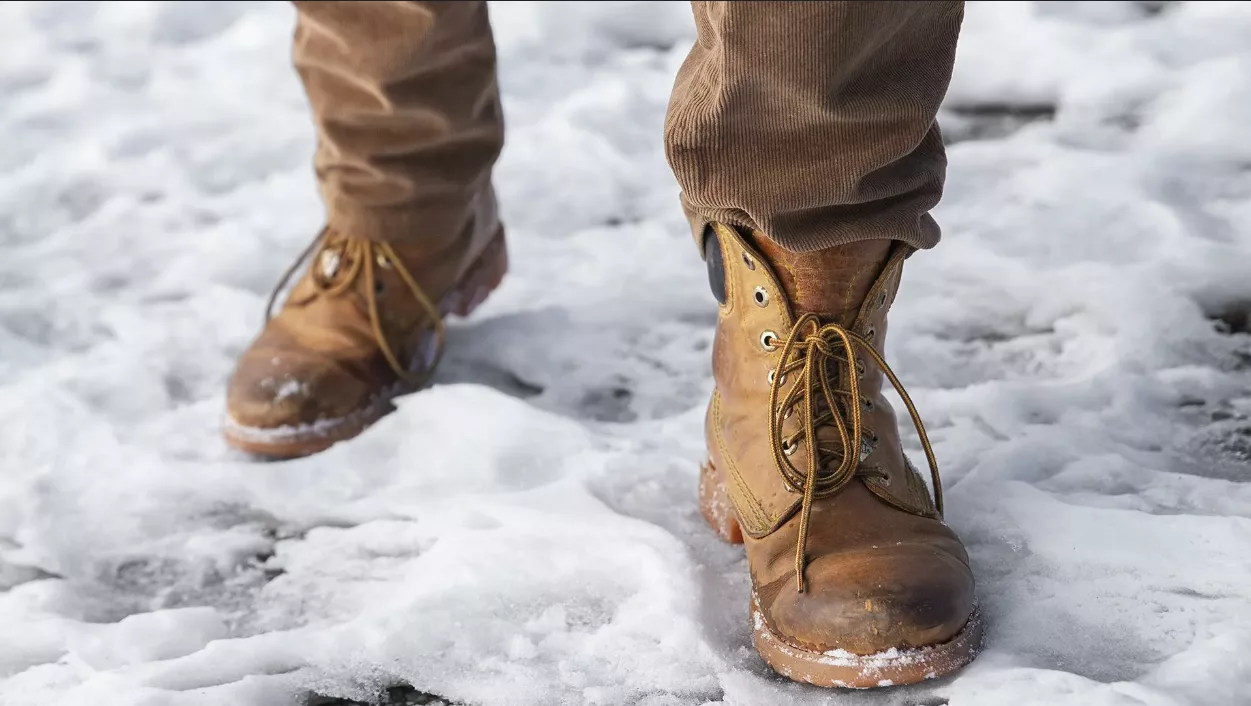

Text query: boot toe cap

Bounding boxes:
[758,544,975,656]
[225,351,375,433]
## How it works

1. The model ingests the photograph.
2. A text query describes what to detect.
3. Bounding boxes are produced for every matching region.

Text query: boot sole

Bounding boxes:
[699,459,984,689]
[222,227,509,460]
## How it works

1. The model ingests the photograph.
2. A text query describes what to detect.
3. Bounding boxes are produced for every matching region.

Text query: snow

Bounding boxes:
[2,1,1250,705]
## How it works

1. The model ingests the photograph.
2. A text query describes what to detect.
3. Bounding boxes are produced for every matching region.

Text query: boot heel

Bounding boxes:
[699,460,744,544]
[444,226,509,319]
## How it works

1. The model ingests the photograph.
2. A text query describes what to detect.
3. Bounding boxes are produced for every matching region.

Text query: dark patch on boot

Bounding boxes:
[704,224,727,306]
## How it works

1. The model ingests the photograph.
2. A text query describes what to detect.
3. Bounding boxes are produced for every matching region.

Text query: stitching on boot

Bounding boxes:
[712,394,775,534]
[851,253,904,332]
[843,257,875,322]
[861,452,939,518]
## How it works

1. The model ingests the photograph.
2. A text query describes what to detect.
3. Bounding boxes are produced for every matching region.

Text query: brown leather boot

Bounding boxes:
[222,191,506,459]
[698,222,982,688]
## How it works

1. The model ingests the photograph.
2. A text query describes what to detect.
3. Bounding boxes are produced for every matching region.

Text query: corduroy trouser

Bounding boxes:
[291,1,965,253]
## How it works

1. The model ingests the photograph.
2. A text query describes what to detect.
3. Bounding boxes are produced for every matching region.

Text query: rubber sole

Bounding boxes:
[222,228,509,460]
[698,459,983,689]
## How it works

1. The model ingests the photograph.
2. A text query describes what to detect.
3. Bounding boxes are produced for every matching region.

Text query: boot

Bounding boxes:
[699,222,982,688]
[222,190,506,458]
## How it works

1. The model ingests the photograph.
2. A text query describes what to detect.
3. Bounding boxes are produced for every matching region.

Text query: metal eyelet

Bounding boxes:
[376,253,393,269]
[865,326,876,342]
[760,330,778,352]
[782,439,797,456]
[876,291,888,309]
[768,368,785,386]
[742,252,756,270]
[862,397,874,410]
[856,361,866,379]
[319,249,341,279]
[753,287,769,307]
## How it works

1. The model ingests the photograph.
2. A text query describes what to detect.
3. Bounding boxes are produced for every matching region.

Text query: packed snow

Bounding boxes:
[2,1,1251,705]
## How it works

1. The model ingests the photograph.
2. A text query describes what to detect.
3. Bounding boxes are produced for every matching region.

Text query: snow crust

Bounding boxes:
[2,1,1251,704]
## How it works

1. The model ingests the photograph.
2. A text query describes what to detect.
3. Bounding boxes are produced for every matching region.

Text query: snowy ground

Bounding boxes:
[2,1,1251,705]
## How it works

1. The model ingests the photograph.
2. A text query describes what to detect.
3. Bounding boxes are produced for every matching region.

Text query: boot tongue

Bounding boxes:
[748,231,894,472]
[748,231,892,327]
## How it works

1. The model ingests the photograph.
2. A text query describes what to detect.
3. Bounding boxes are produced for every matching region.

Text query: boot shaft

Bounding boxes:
[703,222,937,537]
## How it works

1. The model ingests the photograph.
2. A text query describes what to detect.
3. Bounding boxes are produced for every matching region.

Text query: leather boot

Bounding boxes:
[223,190,506,458]
[698,222,982,688]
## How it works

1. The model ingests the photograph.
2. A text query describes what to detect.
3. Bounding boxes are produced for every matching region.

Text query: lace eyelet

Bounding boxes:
[742,252,756,270]
[865,326,876,342]
[782,439,797,456]
[856,361,866,379]
[319,250,341,279]
[876,291,888,309]
[753,287,769,307]
[862,397,874,410]
[376,253,392,269]
[374,281,386,295]
[768,368,786,386]
[760,330,778,352]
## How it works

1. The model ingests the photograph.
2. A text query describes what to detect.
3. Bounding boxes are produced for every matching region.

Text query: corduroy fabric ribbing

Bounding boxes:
[291,1,965,253]
[292,0,504,248]
[665,1,965,252]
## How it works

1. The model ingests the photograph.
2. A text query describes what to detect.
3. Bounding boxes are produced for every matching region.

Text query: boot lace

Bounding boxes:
[768,312,943,593]
[265,231,446,384]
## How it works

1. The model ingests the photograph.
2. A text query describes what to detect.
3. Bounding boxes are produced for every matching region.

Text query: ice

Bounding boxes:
[2,1,1250,705]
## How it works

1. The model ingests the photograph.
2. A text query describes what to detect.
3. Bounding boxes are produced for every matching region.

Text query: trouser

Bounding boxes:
[292,1,964,254]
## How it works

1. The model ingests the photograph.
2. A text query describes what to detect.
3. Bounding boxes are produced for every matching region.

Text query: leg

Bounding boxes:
[293,0,504,247]
[223,1,508,458]
[671,1,981,689]
[666,0,962,253]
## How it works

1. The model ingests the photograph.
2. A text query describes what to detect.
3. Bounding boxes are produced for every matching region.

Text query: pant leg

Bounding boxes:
[292,0,503,246]
[665,1,964,253]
